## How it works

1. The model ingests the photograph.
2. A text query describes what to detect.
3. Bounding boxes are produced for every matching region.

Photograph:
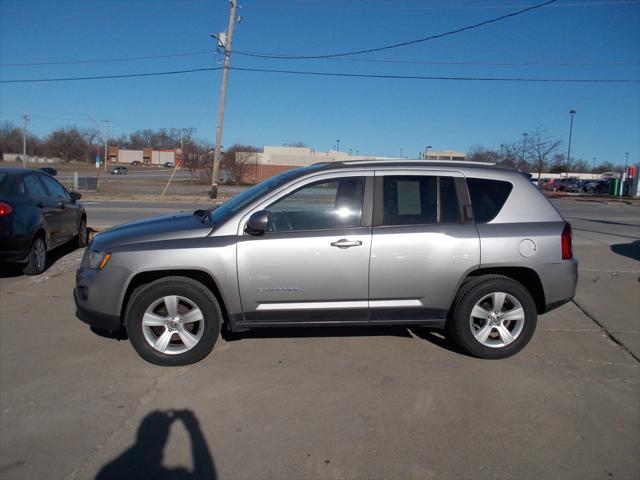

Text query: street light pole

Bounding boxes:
[425,145,432,160]
[210,0,238,199]
[566,109,576,178]
[521,133,528,165]
[336,139,340,152]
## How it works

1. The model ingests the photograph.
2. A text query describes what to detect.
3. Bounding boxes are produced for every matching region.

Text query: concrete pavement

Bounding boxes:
[0,197,638,480]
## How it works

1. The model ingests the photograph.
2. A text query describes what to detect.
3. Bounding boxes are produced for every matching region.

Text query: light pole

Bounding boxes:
[625,152,629,168]
[89,119,101,189]
[425,145,432,160]
[336,139,340,152]
[566,109,576,178]
[521,133,528,165]
[592,157,596,172]
[500,144,505,162]
[400,147,403,158]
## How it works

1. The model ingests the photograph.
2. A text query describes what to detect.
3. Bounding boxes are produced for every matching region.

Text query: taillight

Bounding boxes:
[561,222,573,260]
[0,202,13,217]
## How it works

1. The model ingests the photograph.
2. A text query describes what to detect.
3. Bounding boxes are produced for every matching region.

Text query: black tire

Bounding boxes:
[447,275,537,359]
[23,236,47,275]
[125,276,221,366]
[77,216,88,248]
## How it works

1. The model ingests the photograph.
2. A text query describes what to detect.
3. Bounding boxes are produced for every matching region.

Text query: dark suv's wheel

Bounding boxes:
[125,276,221,366]
[23,236,47,275]
[77,216,88,248]
[448,275,537,359]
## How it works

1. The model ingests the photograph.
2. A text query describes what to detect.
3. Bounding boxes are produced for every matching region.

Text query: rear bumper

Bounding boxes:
[537,259,578,313]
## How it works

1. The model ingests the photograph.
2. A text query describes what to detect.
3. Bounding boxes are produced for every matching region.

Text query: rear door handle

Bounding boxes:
[331,239,362,249]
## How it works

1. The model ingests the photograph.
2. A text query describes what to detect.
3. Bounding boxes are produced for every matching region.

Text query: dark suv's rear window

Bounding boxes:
[467,178,513,223]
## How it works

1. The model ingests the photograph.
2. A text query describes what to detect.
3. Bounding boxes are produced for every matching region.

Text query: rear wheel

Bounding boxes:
[448,275,537,359]
[125,276,221,366]
[23,236,47,275]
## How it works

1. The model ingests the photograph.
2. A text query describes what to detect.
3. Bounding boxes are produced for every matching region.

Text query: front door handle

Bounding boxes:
[331,239,362,249]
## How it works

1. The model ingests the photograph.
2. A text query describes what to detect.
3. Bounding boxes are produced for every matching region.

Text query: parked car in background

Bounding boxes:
[131,161,142,166]
[0,168,87,275]
[556,178,583,193]
[75,160,577,366]
[110,166,128,175]
[584,179,609,194]
[163,162,175,168]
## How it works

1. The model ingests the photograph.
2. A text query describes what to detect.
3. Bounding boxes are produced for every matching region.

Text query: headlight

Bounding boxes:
[81,249,111,270]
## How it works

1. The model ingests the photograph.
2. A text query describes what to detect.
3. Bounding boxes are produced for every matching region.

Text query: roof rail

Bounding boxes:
[337,159,496,166]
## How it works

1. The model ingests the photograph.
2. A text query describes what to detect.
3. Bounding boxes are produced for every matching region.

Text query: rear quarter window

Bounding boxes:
[467,178,513,223]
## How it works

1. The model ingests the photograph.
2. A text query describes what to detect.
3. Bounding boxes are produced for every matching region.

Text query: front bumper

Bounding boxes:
[74,264,130,330]
[74,288,121,330]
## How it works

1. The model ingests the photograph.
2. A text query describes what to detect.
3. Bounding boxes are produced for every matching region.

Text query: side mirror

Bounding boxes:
[245,210,268,236]
[69,191,82,202]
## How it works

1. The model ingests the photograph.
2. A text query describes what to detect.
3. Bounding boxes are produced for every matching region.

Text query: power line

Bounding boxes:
[229,66,640,83]
[1,65,637,84]
[0,50,216,67]
[0,67,221,83]
[234,0,560,59]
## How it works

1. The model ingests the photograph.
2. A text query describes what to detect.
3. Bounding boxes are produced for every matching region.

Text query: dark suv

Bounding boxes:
[75,161,577,366]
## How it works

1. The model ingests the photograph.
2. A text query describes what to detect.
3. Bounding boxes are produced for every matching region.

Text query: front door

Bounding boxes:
[237,173,372,324]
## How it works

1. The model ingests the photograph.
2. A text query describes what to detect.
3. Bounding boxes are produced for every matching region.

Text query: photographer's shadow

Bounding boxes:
[96,409,216,480]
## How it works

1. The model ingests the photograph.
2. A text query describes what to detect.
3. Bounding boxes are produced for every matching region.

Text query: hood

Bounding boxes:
[91,211,213,250]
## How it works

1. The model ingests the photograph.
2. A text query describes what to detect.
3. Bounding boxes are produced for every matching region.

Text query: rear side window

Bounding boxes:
[381,175,460,226]
[22,175,48,196]
[467,178,513,223]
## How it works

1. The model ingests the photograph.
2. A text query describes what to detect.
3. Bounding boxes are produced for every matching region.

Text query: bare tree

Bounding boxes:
[467,145,501,164]
[524,128,562,180]
[222,144,261,184]
[43,127,89,161]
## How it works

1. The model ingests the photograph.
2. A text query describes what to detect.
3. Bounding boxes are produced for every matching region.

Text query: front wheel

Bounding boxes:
[125,276,221,366]
[77,217,88,248]
[448,275,537,359]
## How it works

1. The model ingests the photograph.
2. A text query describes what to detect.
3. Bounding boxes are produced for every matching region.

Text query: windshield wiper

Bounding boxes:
[194,206,218,223]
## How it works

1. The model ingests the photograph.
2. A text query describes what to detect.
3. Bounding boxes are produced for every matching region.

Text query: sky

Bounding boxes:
[0,0,638,166]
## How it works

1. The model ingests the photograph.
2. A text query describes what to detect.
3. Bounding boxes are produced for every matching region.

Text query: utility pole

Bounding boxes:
[521,133,528,165]
[210,0,238,199]
[22,111,29,167]
[102,120,110,171]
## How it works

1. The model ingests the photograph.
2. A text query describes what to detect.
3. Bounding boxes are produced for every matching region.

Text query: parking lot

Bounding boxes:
[0,197,638,480]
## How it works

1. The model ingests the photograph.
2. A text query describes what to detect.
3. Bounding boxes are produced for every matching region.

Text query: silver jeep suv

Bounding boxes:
[74,161,577,365]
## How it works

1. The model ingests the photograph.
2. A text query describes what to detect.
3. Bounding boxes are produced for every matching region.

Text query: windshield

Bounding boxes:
[209,164,327,224]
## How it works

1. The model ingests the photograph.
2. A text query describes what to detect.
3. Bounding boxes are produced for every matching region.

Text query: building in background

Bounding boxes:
[232,146,466,183]
[107,148,178,166]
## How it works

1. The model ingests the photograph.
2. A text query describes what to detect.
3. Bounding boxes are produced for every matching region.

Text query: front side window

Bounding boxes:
[40,175,69,199]
[22,175,48,196]
[267,177,365,232]
[382,175,460,226]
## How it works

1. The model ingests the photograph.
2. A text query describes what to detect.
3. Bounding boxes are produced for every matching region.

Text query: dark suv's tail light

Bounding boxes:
[561,222,573,260]
[0,202,13,217]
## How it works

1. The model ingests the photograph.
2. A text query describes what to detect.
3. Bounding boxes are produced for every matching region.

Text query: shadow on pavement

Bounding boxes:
[408,327,472,357]
[0,240,80,279]
[611,240,640,262]
[95,409,216,480]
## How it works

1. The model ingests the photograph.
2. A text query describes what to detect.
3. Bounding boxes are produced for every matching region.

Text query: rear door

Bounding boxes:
[21,174,60,244]
[368,170,480,322]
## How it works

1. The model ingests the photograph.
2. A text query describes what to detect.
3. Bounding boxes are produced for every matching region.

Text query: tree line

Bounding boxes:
[466,127,623,177]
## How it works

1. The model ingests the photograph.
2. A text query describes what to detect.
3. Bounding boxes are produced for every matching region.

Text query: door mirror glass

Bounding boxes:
[69,191,82,202]
[245,210,269,236]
